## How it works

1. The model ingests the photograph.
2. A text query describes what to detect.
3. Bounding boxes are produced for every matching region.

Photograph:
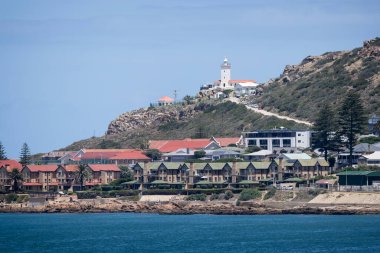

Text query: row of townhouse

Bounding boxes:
[0,163,120,192]
[129,158,330,188]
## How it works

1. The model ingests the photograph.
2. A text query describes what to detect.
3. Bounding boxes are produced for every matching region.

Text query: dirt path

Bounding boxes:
[228,97,313,126]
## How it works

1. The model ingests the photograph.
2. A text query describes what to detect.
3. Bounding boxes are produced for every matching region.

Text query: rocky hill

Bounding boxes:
[255,38,380,121]
[62,101,308,150]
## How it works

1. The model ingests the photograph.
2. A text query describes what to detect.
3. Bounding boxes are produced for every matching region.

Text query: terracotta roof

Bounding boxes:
[0,160,22,172]
[109,151,150,160]
[22,182,42,186]
[63,165,79,172]
[87,164,121,172]
[149,137,240,152]
[158,96,174,102]
[149,139,211,152]
[80,152,119,160]
[214,137,241,147]
[24,165,58,172]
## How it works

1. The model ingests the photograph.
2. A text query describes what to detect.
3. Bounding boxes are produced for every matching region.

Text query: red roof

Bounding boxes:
[214,137,241,147]
[149,137,240,152]
[80,152,119,160]
[0,160,22,172]
[62,165,79,172]
[158,96,174,102]
[110,151,150,160]
[149,138,211,153]
[87,164,121,172]
[23,182,42,186]
[25,165,58,172]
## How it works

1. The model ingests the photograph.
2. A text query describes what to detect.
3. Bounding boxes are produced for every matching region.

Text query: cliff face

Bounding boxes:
[257,38,380,121]
[106,103,206,135]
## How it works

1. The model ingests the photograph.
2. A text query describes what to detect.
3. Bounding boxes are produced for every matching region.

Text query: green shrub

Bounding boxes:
[210,193,219,201]
[239,189,261,201]
[16,195,29,203]
[263,188,276,200]
[5,193,18,203]
[224,190,233,200]
[185,194,207,201]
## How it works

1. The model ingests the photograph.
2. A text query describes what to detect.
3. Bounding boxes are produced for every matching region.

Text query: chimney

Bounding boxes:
[143,161,149,184]
[231,161,238,184]
[278,157,284,181]
[188,162,195,186]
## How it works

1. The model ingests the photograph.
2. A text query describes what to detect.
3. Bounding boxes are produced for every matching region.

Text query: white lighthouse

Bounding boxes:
[220,57,231,89]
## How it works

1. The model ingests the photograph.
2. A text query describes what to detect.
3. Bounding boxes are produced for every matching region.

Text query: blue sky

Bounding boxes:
[0,0,379,158]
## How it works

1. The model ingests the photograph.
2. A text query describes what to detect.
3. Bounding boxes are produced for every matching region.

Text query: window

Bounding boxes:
[298,140,301,143]
[283,139,291,147]
[248,140,257,146]
[272,139,280,147]
[298,133,301,136]
[259,140,268,149]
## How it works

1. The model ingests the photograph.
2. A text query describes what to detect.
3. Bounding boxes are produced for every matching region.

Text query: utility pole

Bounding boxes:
[174,90,178,101]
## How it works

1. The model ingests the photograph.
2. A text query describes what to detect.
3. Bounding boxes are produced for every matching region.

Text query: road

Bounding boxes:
[228,97,313,126]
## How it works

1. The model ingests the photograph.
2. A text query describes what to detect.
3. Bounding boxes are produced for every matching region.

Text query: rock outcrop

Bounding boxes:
[106,103,209,135]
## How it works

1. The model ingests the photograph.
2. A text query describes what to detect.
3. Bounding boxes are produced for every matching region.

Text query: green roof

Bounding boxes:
[252,162,271,170]
[296,159,318,167]
[369,171,380,177]
[284,178,306,182]
[208,163,230,170]
[161,162,183,170]
[195,181,227,185]
[184,163,207,170]
[149,162,163,171]
[150,180,169,185]
[274,159,294,167]
[336,171,373,176]
[317,159,329,167]
[236,162,252,170]
[259,178,274,182]
[238,180,259,184]
[121,180,140,185]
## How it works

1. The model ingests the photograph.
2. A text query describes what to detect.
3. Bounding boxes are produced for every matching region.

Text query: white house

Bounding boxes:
[234,81,260,97]
[243,129,311,151]
[363,151,380,166]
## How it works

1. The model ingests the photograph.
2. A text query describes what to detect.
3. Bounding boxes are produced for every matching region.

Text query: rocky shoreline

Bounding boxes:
[1,200,380,215]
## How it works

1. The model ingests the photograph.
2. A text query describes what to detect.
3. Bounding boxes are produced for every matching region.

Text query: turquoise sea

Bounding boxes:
[0,214,379,253]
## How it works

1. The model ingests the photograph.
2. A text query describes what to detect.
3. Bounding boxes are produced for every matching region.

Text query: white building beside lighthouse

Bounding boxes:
[201,57,259,97]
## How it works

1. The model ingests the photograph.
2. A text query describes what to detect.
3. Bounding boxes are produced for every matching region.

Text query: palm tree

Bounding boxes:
[74,164,92,191]
[8,168,23,192]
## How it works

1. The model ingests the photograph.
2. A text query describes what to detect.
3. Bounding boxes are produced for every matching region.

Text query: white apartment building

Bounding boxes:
[243,129,311,151]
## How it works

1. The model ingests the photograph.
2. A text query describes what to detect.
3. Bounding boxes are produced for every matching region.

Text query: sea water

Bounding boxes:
[0,213,379,253]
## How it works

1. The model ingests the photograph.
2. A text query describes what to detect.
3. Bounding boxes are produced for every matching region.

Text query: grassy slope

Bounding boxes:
[62,101,308,150]
[257,43,380,121]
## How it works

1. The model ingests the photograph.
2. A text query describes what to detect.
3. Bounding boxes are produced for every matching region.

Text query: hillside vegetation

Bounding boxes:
[256,38,380,121]
[62,101,308,150]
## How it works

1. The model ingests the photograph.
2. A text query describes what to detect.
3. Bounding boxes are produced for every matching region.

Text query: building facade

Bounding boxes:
[243,129,311,151]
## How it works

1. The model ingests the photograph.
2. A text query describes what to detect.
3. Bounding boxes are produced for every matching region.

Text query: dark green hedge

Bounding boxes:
[77,190,139,199]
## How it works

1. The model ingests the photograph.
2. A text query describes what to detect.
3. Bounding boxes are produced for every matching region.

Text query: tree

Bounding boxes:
[183,95,193,105]
[328,156,336,168]
[144,149,162,161]
[194,150,206,159]
[74,164,92,191]
[312,104,340,161]
[119,165,133,181]
[338,90,366,166]
[8,168,23,192]
[19,143,31,166]
[374,120,380,136]
[0,141,7,160]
